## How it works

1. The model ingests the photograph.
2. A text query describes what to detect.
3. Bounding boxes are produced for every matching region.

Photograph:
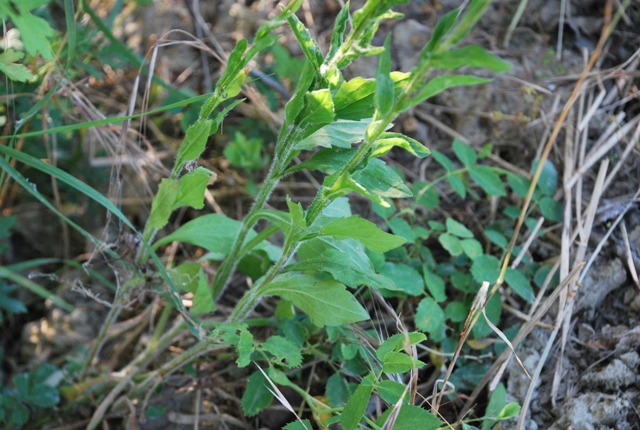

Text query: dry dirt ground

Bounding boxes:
[3,0,640,429]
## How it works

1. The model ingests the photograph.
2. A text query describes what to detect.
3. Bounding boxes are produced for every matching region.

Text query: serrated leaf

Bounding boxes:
[320,216,405,252]
[242,371,273,416]
[379,262,423,295]
[174,167,213,210]
[372,132,430,158]
[415,297,445,340]
[236,329,254,368]
[0,50,34,82]
[452,139,477,167]
[377,380,408,404]
[262,335,303,368]
[461,238,483,259]
[341,374,375,430]
[446,218,474,238]
[471,254,500,284]
[377,404,444,430]
[469,165,506,196]
[504,268,534,303]
[292,238,396,291]
[147,179,179,229]
[11,11,54,60]
[283,420,313,430]
[382,351,425,374]
[175,119,213,172]
[423,267,446,302]
[431,45,511,72]
[263,273,369,327]
[439,233,463,256]
[295,119,371,151]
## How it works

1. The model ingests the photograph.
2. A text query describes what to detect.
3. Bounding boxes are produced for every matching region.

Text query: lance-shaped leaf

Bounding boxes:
[294,119,370,151]
[147,179,179,229]
[430,45,511,72]
[371,132,430,158]
[375,34,394,116]
[290,237,396,291]
[262,273,369,327]
[319,215,406,252]
[174,119,213,174]
[341,373,376,430]
[295,89,335,140]
[334,72,410,120]
[287,12,323,73]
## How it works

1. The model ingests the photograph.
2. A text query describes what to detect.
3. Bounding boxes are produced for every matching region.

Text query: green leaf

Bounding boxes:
[388,217,416,243]
[377,404,444,430]
[445,301,468,323]
[11,11,54,60]
[533,159,558,196]
[472,294,502,338]
[147,179,179,229]
[334,72,410,120]
[295,119,370,151]
[482,383,506,430]
[496,402,521,420]
[375,34,394,116]
[471,254,500,284]
[174,167,213,210]
[174,119,213,173]
[423,267,446,302]
[431,150,453,172]
[461,238,483,260]
[415,297,445,341]
[325,2,349,65]
[504,268,534,303]
[414,182,439,209]
[538,196,563,222]
[155,214,277,261]
[431,45,511,72]
[376,332,426,361]
[382,351,425,373]
[379,262,423,295]
[287,12,323,72]
[372,132,430,158]
[223,132,266,172]
[469,165,506,196]
[261,335,303,369]
[283,420,313,430]
[263,273,369,327]
[296,89,335,140]
[190,270,215,315]
[352,158,412,200]
[439,233,463,256]
[406,75,490,109]
[326,373,349,407]
[506,173,531,198]
[452,139,477,167]
[242,371,273,416]
[341,374,375,430]
[0,50,34,82]
[292,238,396,291]
[236,329,254,368]
[377,380,408,404]
[446,217,474,238]
[320,216,406,252]
[447,173,467,198]
[422,8,459,55]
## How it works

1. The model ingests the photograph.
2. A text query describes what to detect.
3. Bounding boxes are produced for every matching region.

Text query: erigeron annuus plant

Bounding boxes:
[0,0,519,427]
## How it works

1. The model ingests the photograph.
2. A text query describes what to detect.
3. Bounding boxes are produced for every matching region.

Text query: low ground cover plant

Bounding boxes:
[0,0,542,428]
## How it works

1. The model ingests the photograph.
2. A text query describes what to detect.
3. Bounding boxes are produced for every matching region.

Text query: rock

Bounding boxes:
[549,392,634,430]
[580,358,636,391]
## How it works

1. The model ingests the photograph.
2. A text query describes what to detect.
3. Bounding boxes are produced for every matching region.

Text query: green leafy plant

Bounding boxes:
[0,0,527,428]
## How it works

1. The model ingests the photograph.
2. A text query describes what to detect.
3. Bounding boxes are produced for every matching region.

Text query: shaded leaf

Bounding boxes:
[452,139,477,167]
[469,165,506,196]
[379,262,424,295]
[341,374,375,430]
[423,267,446,302]
[446,217,474,238]
[505,268,534,303]
[262,335,303,368]
[439,233,463,256]
[415,297,445,340]
[377,404,444,430]
[242,371,273,416]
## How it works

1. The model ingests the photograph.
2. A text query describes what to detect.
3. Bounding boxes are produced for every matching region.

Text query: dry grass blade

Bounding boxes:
[254,364,309,429]
[620,221,640,289]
